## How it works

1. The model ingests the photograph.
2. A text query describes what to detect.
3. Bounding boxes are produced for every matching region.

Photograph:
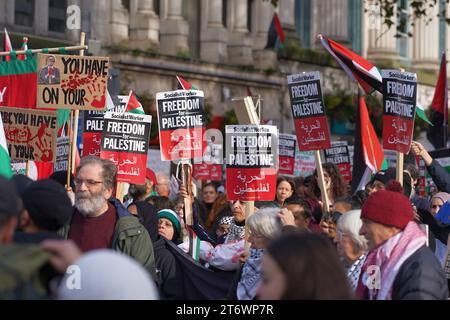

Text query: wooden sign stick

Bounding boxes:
[396,152,404,186]
[244,201,255,255]
[70,32,86,175]
[182,160,194,226]
[314,150,331,213]
[116,182,124,203]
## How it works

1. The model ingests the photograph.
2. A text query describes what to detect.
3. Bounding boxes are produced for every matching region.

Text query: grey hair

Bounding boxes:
[77,156,117,190]
[247,207,283,241]
[337,209,368,253]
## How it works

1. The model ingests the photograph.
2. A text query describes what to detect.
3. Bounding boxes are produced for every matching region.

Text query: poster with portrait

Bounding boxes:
[37,53,109,110]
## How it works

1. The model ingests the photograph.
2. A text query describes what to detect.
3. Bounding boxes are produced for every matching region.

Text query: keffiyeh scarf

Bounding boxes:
[355,221,427,300]
[237,248,265,300]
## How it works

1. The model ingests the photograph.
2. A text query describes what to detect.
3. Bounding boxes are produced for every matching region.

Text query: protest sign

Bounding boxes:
[82,93,125,156]
[294,149,316,177]
[54,136,70,171]
[100,112,152,184]
[287,72,331,151]
[382,70,417,154]
[226,125,278,201]
[324,141,351,183]
[278,133,297,175]
[156,90,206,161]
[193,163,223,181]
[0,107,58,162]
[83,110,105,156]
[36,53,109,110]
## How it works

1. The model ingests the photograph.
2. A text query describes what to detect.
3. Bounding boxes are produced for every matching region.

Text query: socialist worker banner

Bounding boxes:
[382,70,417,154]
[278,133,297,175]
[156,90,205,161]
[0,108,58,162]
[100,112,152,184]
[287,72,331,151]
[226,125,278,201]
[37,53,109,110]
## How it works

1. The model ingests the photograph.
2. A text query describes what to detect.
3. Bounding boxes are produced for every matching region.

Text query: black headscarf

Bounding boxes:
[134,201,158,243]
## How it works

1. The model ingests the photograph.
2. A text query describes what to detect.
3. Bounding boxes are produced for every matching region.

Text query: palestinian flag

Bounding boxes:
[3,28,12,62]
[351,92,385,193]
[427,52,448,149]
[319,34,432,126]
[124,90,145,114]
[187,225,201,261]
[319,34,382,94]
[0,115,12,178]
[177,75,198,90]
[266,13,285,49]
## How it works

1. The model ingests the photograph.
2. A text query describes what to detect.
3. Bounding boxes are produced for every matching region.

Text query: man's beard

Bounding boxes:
[129,183,147,200]
[75,190,107,217]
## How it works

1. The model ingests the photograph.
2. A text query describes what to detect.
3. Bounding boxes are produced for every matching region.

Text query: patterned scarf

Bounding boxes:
[355,221,427,300]
[237,248,265,300]
[225,218,245,243]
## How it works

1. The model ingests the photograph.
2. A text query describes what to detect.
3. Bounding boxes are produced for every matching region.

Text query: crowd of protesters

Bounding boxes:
[1,139,450,300]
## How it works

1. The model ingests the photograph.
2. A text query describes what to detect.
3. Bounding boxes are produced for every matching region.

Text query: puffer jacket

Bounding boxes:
[392,245,448,300]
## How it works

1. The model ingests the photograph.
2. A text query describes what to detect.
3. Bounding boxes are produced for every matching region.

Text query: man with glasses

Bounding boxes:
[60,156,156,278]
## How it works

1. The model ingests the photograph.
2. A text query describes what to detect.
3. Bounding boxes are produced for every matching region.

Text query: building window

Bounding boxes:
[396,0,409,59]
[295,0,311,48]
[153,0,160,16]
[48,0,67,33]
[247,0,253,32]
[15,0,34,27]
[222,0,228,28]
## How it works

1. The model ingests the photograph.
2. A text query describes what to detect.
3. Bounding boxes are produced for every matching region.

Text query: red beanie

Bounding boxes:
[146,169,157,186]
[361,189,414,229]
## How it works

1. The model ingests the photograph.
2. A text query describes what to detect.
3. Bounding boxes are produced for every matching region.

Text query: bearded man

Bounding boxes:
[60,156,155,278]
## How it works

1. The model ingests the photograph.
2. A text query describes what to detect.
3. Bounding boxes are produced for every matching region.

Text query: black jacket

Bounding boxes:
[153,237,183,300]
[426,159,450,193]
[392,245,448,300]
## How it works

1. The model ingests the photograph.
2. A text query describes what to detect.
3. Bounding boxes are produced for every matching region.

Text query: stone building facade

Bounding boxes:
[0,0,447,138]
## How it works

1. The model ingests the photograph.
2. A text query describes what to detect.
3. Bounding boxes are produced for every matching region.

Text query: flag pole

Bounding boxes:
[70,32,85,175]
[66,110,74,189]
[443,52,448,148]
[0,45,88,56]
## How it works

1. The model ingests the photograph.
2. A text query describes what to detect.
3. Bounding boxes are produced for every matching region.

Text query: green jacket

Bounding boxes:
[60,199,156,280]
[0,244,53,299]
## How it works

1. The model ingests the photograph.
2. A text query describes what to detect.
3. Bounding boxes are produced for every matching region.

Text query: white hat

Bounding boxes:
[57,249,159,300]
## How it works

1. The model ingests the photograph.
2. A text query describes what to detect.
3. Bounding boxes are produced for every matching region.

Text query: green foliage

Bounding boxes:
[365,0,449,38]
